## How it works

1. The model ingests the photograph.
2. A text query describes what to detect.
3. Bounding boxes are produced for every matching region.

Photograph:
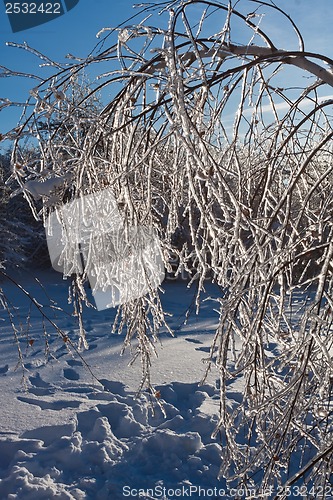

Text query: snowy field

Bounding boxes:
[0,269,249,500]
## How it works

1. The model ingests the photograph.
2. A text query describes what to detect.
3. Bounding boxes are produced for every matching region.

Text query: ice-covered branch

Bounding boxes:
[2,0,333,494]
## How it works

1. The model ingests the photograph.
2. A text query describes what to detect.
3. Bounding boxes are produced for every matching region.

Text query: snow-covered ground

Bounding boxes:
[0,269,244,499]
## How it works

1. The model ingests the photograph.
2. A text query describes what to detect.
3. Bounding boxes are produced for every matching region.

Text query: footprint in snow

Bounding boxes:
[99,379,127,396]
[195,346,211,353]
[28,373,55,396]
[185,338,203,344]
[29,373,51,388]
[17,396,81,411]
[87,343,98,350]
[0,364,8,374]
[63,368,80,381]
[66,359,83,367]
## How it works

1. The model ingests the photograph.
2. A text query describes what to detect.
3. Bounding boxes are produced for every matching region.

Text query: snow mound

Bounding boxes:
[0,381,223,499]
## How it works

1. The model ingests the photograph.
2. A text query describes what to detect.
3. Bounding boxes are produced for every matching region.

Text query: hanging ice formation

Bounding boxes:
[45,186,165,310]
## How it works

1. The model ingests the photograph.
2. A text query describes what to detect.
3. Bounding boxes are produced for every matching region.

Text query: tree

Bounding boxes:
[0,151,48,268]
[3,0,333,494]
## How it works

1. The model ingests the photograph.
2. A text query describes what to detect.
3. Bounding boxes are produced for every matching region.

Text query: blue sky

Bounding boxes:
[0,0,333,148]
[0,0,151,138]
